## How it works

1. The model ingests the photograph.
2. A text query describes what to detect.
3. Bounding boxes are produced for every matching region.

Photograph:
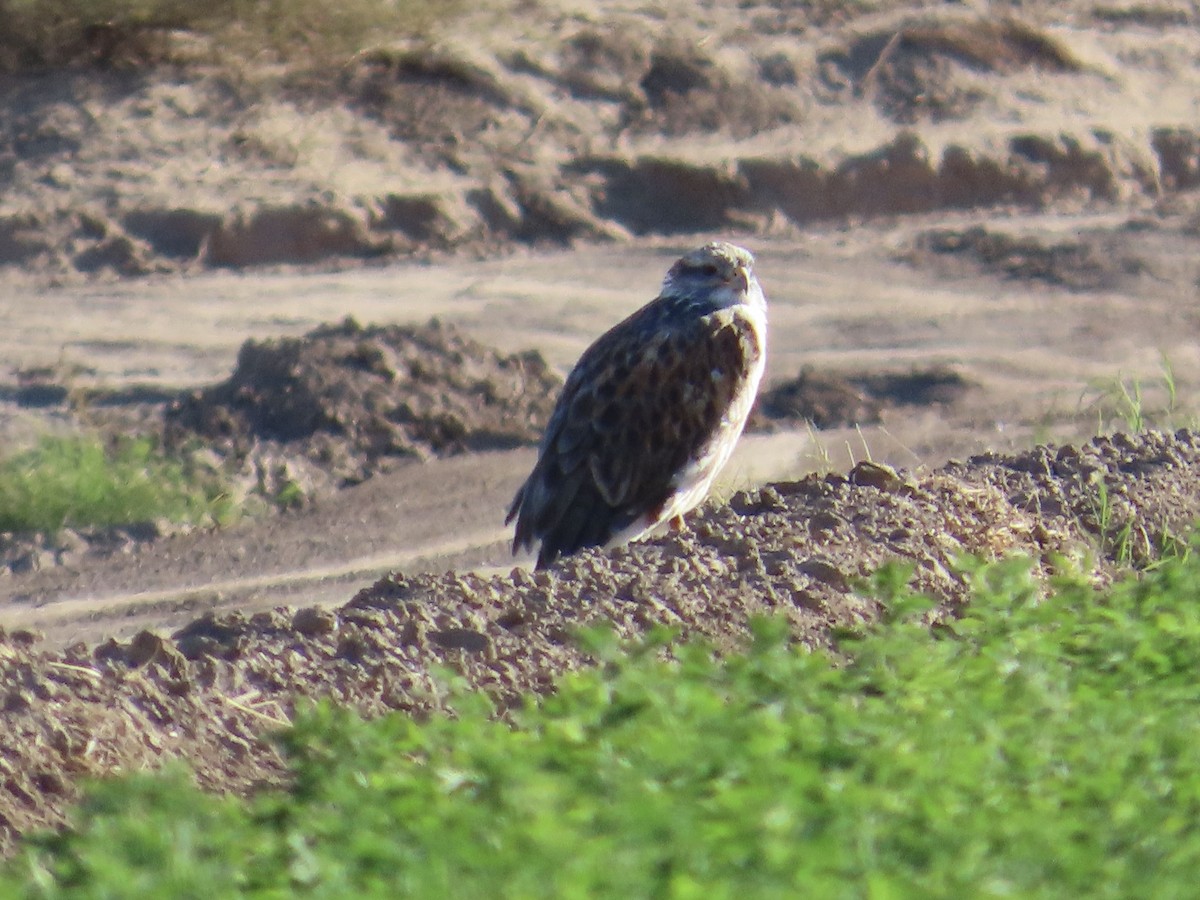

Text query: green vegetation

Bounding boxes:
[1088,474,1139,567]
[8,551,1200,896]
[0,0,459,70]
[0,435,237,533]
[1082,354,1182,436]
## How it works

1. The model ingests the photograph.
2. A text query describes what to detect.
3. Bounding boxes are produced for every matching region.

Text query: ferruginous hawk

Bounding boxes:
[507,241,767,568]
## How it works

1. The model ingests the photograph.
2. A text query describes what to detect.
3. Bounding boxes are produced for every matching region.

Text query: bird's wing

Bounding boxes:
[508,297,763,567]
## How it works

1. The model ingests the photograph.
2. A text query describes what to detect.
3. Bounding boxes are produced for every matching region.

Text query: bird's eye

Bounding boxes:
[698,264,720,277]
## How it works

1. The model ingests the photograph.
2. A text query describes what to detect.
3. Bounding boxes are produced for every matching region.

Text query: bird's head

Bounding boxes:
[662,242,764,313]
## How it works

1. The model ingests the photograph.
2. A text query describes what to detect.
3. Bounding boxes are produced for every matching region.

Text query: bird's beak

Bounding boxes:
[731,266,751,293]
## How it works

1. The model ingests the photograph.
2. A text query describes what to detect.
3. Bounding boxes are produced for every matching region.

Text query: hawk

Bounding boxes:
[507,241,767,568]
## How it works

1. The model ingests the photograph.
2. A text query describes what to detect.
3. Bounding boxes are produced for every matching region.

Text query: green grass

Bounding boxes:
[8,551,1200,896]
[0,0,459,70]
[0,434,237,533]
[1081,354,1182,436]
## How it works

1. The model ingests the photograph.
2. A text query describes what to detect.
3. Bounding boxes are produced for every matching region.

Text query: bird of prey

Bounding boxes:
[507,241,767,569]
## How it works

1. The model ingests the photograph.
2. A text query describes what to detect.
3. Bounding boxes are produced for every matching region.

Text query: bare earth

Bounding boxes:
[2,0,1200,856]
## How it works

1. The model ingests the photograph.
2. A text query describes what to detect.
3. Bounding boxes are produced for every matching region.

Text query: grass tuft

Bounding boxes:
[1081,354,1183,436]
[0,434,237,534]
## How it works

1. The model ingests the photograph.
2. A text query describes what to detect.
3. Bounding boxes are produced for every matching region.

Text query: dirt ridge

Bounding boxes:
[3,127,1196,280]
[4,6,1200,281]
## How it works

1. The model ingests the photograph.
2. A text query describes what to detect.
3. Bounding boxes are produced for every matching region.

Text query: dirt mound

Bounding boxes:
[753,364,974,430]
[821,18,1082,123]
[903,225,1148,290]
[3,316,562,573]
[625,39,803,138]
[343,48,522,170]
[2,429,1199,856]
[165,317,561,487]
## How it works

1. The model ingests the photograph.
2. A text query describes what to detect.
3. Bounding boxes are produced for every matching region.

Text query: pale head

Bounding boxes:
[661,241,764,314]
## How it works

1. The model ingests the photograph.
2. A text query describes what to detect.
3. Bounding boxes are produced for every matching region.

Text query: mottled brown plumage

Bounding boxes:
[507,242,767,568]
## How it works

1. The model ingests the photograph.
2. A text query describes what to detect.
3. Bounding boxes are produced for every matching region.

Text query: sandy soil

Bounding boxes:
[1,0,1200,859]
